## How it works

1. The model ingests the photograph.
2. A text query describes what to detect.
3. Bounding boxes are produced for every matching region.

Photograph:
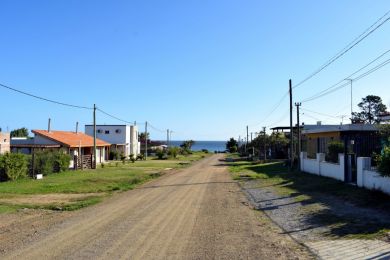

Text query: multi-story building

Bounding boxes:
[85,125,140,157]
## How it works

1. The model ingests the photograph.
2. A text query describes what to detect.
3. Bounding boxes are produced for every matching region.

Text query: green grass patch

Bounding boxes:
[229,160,390,240]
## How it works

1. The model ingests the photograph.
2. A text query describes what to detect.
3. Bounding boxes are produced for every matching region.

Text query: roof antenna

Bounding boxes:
[76,121,79,134]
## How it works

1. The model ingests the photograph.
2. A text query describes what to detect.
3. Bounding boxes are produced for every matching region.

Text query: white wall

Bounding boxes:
[357,157,390,195]
[301,152,345,181]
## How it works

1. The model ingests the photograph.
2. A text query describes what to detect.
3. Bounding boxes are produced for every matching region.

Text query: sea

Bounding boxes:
[169,141,226,152]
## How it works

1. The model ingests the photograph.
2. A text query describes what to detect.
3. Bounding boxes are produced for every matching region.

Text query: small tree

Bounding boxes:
[168,147,179,158]
[0,153,28,181]
[226,138,238,153]
[326,141,344,163]
[180,140,195,154]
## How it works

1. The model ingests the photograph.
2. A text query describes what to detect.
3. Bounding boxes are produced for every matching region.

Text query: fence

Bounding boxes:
[300,152,345,182]
[73,155,95,170]
[357,157,390,195]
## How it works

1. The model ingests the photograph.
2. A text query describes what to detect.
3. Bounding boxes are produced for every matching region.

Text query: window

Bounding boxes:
[115,129,121,134]
[97,129,103,134]
[105,130,110,134]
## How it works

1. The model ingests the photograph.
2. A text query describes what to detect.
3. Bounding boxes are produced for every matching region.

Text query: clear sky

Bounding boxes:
[1,0,389,141]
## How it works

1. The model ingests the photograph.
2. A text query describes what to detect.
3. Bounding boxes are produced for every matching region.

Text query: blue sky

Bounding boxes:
[0,0,389,141]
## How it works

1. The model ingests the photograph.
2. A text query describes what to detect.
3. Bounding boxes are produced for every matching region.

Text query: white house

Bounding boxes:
[85,125,140,157]
[0,131,10,154]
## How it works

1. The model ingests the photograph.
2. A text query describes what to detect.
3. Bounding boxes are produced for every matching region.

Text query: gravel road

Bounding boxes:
[1,154,311,259]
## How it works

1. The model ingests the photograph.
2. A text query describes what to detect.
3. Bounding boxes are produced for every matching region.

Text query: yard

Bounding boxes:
[0,152,208,213]
[229,160,390,240]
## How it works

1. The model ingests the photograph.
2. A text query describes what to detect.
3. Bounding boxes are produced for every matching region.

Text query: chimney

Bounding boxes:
[76,122,79,134]
[48,118,51,133]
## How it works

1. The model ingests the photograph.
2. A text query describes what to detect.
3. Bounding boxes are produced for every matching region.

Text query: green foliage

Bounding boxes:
[129,154,135,163]
[180,140,195,154]
[226,138,238,153]
[378,147,390,177]
[156,149,166,159]
[201,149,209,153]
[0,153,28,181]
[100,163,105,168]
[109,150,121,160]
[378,124,390,147]
[33,150,70,175]
[326,141,344,163]
[168,147,180,158]
[137,153,145,161]
[10,127,29,138]
[351,95,387,124]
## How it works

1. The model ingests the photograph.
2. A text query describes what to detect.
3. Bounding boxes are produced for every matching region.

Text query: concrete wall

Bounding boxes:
[301,152,345,181]
[357,157,390,195]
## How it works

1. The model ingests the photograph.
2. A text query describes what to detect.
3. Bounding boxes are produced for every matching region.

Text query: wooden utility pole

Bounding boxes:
[263,127,267,160]
[295,102,302,171]
[167,129,169,148]
[93,104,97,169]
[289,80,293,170]
[145,121,148,160]
[246,126,249,154]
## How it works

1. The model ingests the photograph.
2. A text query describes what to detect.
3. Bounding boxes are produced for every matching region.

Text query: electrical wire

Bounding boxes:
[293,10,390,89]
[300,108,340,119]
[0,83,93,109]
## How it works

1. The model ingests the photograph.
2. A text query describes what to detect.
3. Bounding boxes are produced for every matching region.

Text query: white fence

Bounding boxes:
[300,152,345,182]
[357,157,390,195]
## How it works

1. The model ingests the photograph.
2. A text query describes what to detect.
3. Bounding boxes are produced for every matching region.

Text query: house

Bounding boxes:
[85,125,140,158]
[0,131,10,154]
[378,112,390,123]
[11,129,110,168]
[301,124,381,158]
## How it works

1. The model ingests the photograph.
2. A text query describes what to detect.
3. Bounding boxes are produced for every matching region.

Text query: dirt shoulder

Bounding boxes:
[1,154,312,259]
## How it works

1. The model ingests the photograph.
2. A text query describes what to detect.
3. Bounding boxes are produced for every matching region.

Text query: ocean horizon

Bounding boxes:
[159,140,227,152]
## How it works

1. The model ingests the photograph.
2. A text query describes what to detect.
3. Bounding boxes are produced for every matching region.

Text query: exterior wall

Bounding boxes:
[357,157,390,195]
[0,132,11,154]
[305,132,340,158]
[85,125,139,157]
[301,152,345,181]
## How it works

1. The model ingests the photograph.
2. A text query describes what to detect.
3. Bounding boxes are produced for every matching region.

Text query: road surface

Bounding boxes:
[2,154,310,259]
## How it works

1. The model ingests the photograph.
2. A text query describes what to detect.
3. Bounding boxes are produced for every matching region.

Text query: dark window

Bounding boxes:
[105,130,110,134]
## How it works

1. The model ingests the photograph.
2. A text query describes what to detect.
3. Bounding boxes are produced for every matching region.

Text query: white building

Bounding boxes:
[85,125,140,157]
[0,131,10,154]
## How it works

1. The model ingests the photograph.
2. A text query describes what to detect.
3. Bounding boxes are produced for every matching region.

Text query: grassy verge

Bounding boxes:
[229,160,390,240]
[0,152,209,213]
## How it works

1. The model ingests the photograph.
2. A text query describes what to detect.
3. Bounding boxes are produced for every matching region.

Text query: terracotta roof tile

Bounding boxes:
[32,130,111,148]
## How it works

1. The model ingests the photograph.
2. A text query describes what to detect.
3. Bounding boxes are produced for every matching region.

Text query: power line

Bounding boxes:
[301,56,390,103]
[293,10,390,89]
[300,107,340,119]
[0,83,93,109]
[148,123,166,133]
[96,108,140,125]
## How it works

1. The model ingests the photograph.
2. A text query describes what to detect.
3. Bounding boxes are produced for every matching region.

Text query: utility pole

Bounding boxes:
[144,121,148,160]
[246,126,249,154]
[263,127,267,160]
[295,102,302,171]
[289,79,293,170]
[93,104,97,169]
[345,78,353,123]
[167,129,169,148]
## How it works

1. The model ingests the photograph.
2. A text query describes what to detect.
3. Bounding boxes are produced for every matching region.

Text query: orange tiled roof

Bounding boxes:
[32,130,111,148]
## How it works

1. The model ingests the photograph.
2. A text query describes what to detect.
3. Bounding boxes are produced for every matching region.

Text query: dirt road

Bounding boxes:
[2,155,311,259]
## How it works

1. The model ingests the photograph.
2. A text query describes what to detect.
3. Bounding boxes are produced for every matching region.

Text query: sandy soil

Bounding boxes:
[0,154,312,259]
[0,193,103,205]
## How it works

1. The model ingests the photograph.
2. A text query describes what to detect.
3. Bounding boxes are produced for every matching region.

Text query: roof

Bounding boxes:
[302,124,378,134]
[32,130,111,148]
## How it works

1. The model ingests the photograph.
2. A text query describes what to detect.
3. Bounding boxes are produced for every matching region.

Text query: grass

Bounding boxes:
[229,160,390,240]
[0,152,209,213]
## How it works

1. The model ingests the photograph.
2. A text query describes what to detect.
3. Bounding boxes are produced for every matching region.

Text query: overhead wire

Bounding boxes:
[0,83,93,109]
[293,9,390,89]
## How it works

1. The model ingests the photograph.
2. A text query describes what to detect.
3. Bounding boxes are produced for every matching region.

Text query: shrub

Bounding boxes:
[33,150,70,175]
[378,146,390,176]
[201,149,209,153]
[326,141,344,163]
[129,154,135,163]
[137,153,145,161]
[156,149,166,160]
[109,150,121,160]
[168,147,180,158]
[0,153,28,181]
[101,163,105,168]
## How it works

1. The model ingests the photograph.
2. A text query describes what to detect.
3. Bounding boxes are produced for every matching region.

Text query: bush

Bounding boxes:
[156,149,166,160]
[326,141,344,163]
[33,150,70,175]
[0,153,29,181]
[201,149,209,153]
[168,147,180,158]
[378,146,390,176]
[137,153,145,161]
[129,154,135,163]
[109,150,121,160]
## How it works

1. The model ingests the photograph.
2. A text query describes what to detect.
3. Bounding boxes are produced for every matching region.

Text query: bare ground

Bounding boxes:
[0,154,312,259]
